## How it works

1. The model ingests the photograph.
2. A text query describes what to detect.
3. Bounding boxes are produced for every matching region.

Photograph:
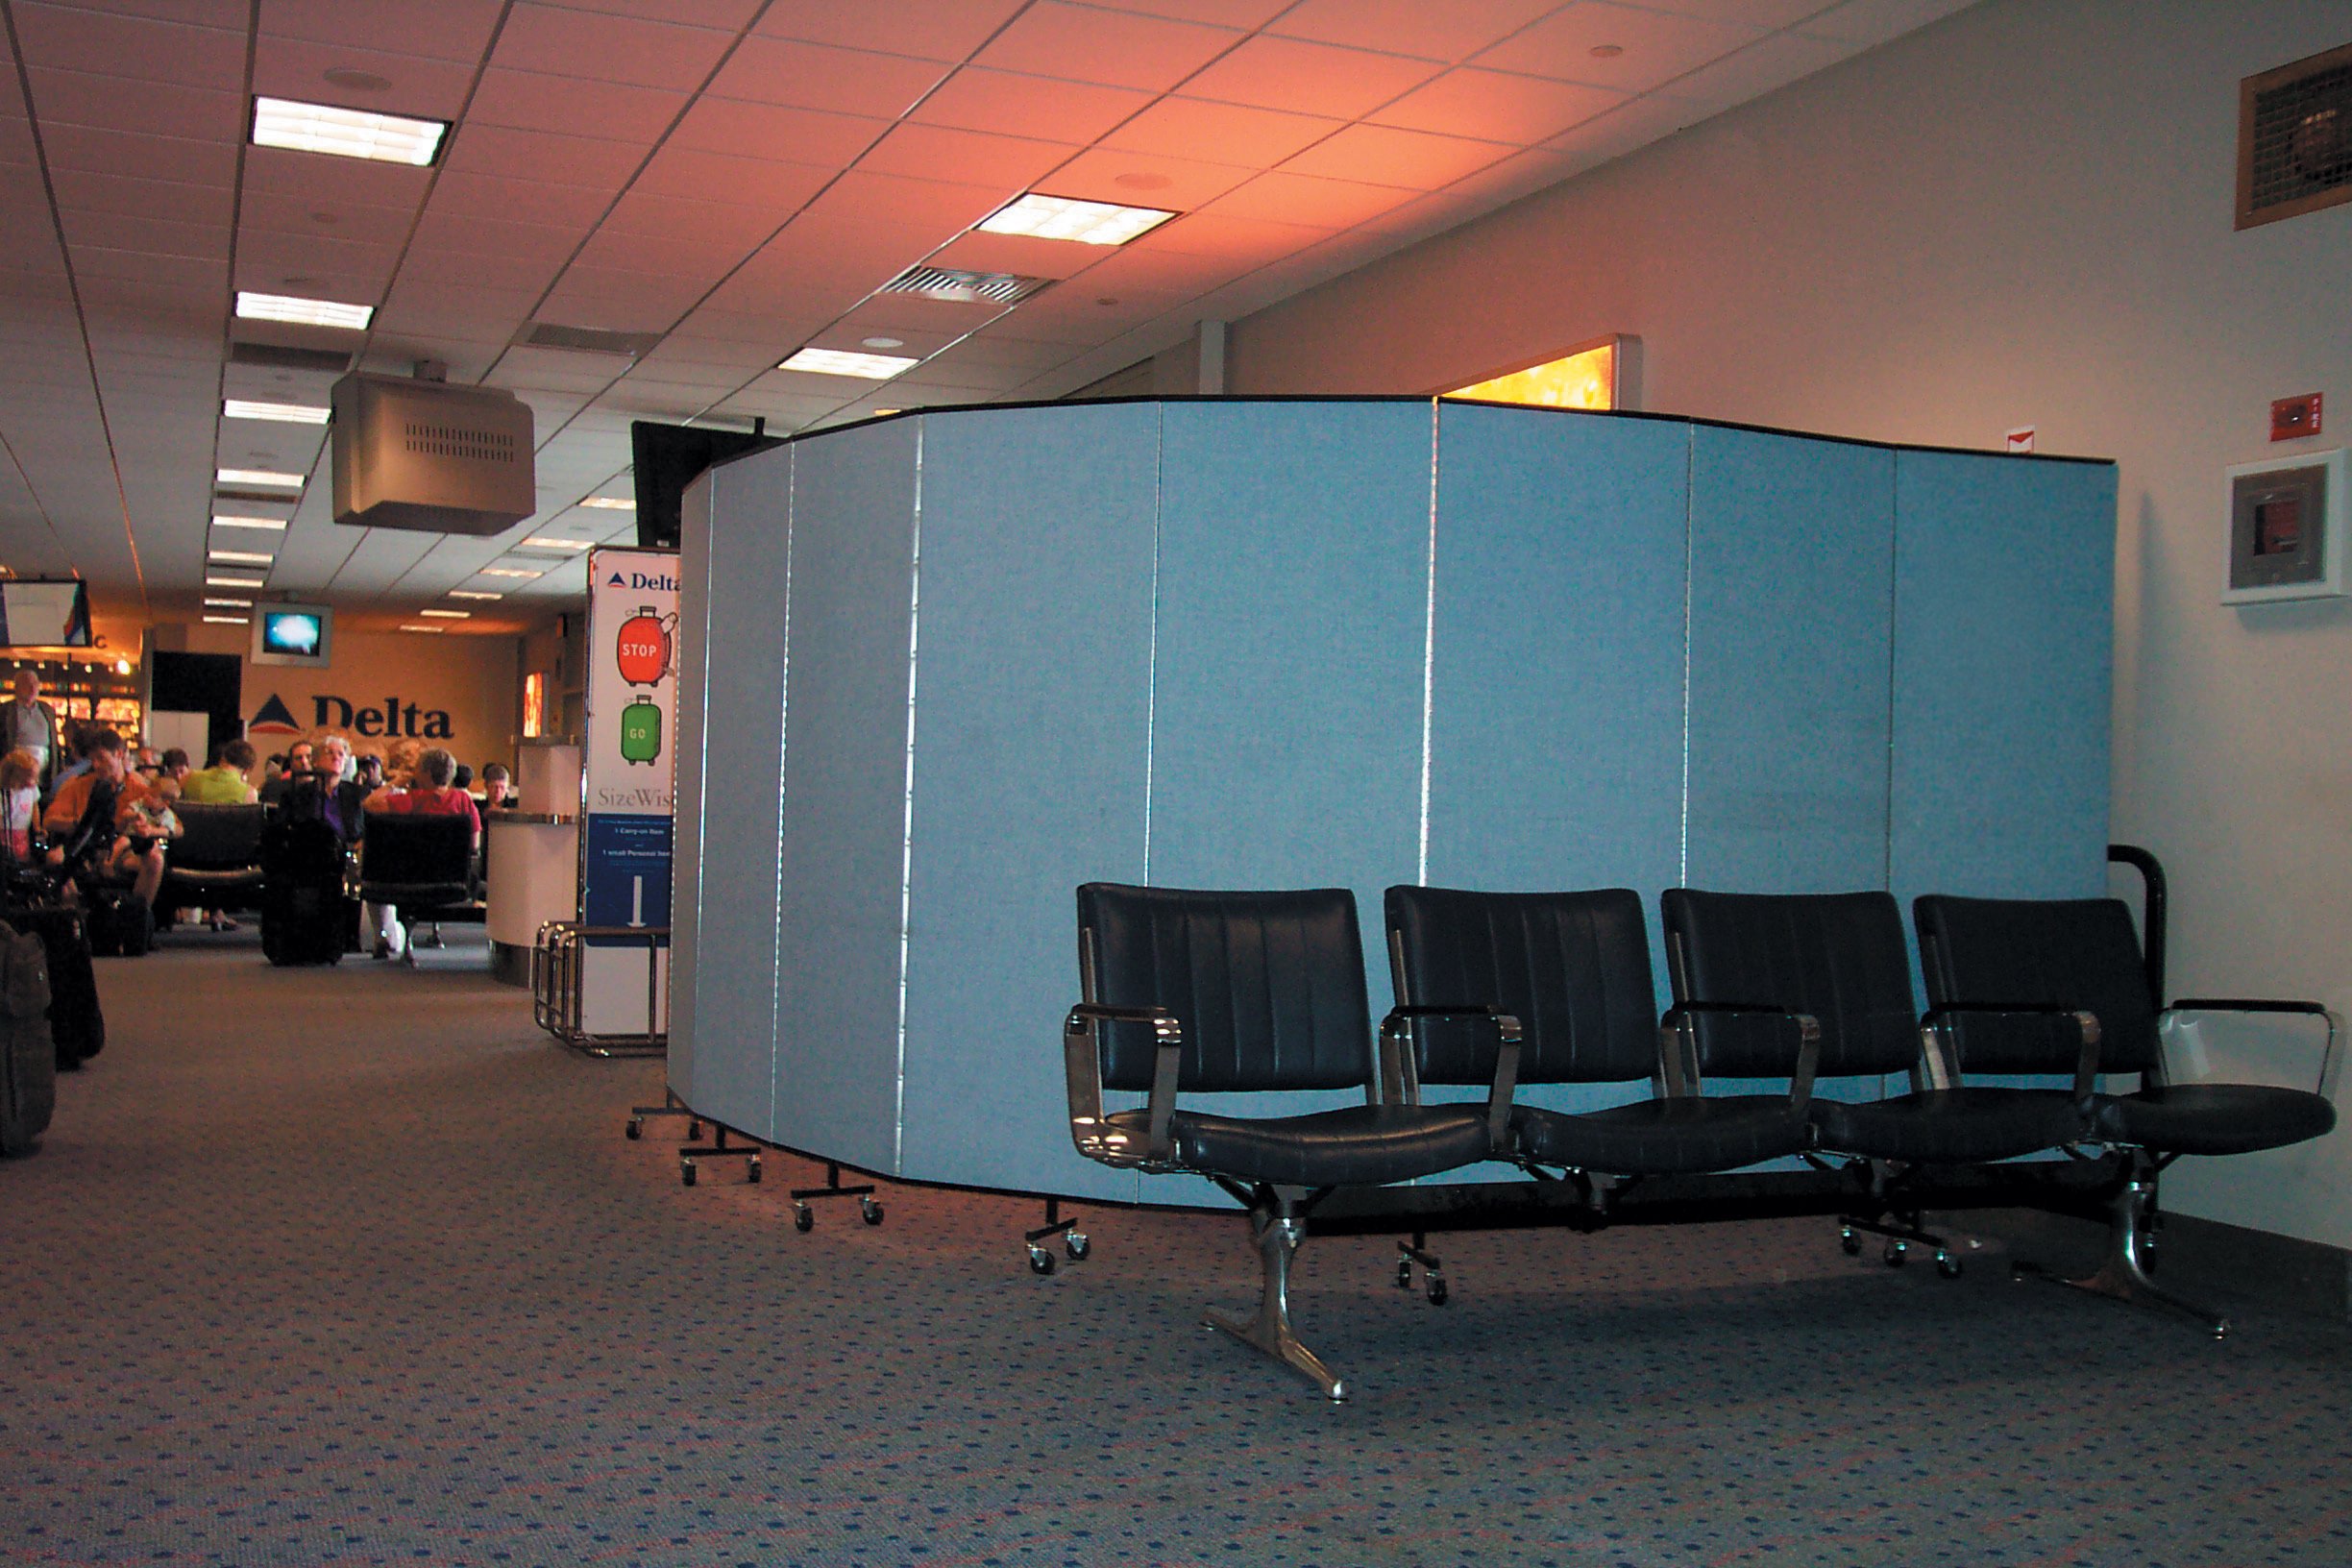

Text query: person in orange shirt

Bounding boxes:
[41,726,162,907]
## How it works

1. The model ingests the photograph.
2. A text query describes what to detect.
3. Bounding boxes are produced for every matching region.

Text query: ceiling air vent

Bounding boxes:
[517,322,665,356]
[2238,40,2352,230]
[880,264,1053,305]
[230,341,353,374]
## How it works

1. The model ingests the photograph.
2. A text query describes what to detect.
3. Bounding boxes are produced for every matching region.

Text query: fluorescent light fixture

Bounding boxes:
[447,590,504,600]
[976,192,1177,246]
[217,467,305,488]
[778,347,919,380]
[208,549,276,564]
[234,290,374,331]
[252,95,446,167]
[211,514,288,530]
[479,568,543,579]
[207,574,266,588]
[203,615,251,625]
[417,609,470,619]
[398,624,447,633]
[223,398,331,425]
[520,536,591,551]
[204,597,254,608]
[577,496,635,510]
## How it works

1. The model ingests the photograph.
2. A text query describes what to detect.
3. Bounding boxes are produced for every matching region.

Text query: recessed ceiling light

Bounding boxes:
[252,95,446,166]
[778,347,919,380]
[234,290,374,330]
[203,614,251,625]
[212,514,288,530]
[576,496,635,510]
[217,467,305,488]
[398,623,447,633]
[479,568,543,579]
[204,597,254,608]
[447,589,504,600]
[520,536,591,551]
[1589,43,1624,58]
[417,608,470,619]
[977,193,1177,246]
[223,398,331,425]
[860,335,905,349]
[207,573,266,588]
[208,549,276,564]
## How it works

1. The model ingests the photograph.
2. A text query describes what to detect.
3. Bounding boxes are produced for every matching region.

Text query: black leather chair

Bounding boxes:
[159,803,266,924]
[356,812,482,965]
[1385,885,1813,1192]
[1660,889,2096,1273]
[1915,894,2339,1335]
[1064,883,1505,1401]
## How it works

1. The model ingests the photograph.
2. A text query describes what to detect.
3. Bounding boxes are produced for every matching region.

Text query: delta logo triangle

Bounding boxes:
[607,571,626,587]
[249,694,301,735]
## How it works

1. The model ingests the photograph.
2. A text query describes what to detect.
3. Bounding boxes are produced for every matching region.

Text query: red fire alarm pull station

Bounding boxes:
[2271,393,2322,441]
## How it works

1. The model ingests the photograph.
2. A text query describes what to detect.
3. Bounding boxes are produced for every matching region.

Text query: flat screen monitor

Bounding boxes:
[252,603,332,668]
[0,578,91,648]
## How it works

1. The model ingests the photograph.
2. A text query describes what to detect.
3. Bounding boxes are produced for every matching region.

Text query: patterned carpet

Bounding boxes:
[4,934,2349,1567]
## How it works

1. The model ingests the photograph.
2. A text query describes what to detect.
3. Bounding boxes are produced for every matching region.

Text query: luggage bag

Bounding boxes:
[260,817,351,968]
[5,904,104,1069]
[0,918,55,1156]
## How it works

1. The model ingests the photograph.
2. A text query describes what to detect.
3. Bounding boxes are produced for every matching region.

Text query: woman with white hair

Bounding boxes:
[360,747,482,959]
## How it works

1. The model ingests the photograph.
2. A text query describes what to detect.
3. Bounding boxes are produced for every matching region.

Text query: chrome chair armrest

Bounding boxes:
[1064,1003,1184,1163]
[2163,997,2342,1098]
[1660,1000,1822,1114]
[1381,1004,1523,1149]
[1922,1001,2101,1098]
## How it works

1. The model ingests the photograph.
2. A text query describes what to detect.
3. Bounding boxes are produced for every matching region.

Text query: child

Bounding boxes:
[111,774,182,880]
[0,747,37,867]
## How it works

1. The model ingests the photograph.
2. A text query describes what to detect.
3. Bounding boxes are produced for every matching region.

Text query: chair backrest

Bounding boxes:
[357,810,475,893]
[170,803,267,870]
[1913,895,2160,1075]
[1076,883,1372,1093]
[1659,889,1921,1079]
[1385,884,1657,1086]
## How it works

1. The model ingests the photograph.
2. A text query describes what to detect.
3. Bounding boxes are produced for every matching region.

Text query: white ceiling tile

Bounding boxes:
[257,0,504,64]
[705,36,952,119]
[72,248,228,289]
[1281,123,1515,189]
[856,123,1081,192]
[920,229,1099,281]
[630,143,837,209]
[1035,145,1257,209]
[974,2,1245,94]
[542,0,764,28]
[1649,0,1847,28]
[249,37,481,122]
[37,123,236,185]
[1369,67,1625,145]
[428,171,619,230]
[1796,0,1982,47]
[1473,3,1770,93]
[1184,36,1446,118]
[1267,0,1570,62]
[1102,97,1346,168]
[57,208,231,259]
[493,4,737,91]
[908,67,1156,142]
[392,244,566,296]
[752,0,1027,61]
[55,169,233,227]
[240,190,417,248]
[441,123,651,191]
[22,67,244,140]
[668,95,890,164]
[1136,208,1333,260]
[1200,170,1420,230]
[241,147,435,208]
[466,68,691,143]
[1657,31,1864,112]
[12,4,247,86]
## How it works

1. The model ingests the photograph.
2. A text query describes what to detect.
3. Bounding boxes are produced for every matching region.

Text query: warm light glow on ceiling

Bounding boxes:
[398,624,448,633]
[977,192,1177,246]
[207,574,266,588]
[251,96,447,166]
[479,568,543,579]
[520,536,591,551]
[417,609,470,619]
[208,549,275,564]
[212,514,288,530]
[447,590,504,600]
[204,597,254,608]
[1442,340,1619,411]
[217,467,305,488]
[577,496,635,509]
[223,399,331,425]
[778,347,920,380]
[234,290,374,330]
[203,615,250,625]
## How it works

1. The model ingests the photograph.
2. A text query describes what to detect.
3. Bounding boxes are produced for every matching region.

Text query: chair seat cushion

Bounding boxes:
[2095,1084,2336,1156]
[1513,1095,1806,1174]
[1106,1102,1491,1187]
[1811,1087,2087,1163]
[167,868,264,891]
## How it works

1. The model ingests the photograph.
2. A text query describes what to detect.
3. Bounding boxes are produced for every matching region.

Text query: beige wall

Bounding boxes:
[1230,0,2352,1246]
[159,621,522,775]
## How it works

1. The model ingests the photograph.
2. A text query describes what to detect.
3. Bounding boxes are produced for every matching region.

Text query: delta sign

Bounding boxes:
[250,691,455,740]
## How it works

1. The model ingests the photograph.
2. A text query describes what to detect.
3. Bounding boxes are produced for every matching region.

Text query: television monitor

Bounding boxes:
[252,603,332,668]
[630,420,782,549]
[0,578,91,648]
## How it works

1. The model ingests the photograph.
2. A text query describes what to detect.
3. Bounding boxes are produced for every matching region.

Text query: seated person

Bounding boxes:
[355,753,385,793]
[257,740,311,807]
[158,747,192,787]
[42,727,162,909]
[113,776,182,884]
[182,739,260,804]
[1,747,40,870]
[478,762,518,811]
[361,747,480,959]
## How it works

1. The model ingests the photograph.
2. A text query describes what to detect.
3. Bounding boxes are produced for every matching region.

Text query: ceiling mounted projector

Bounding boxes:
[331,372,535,534]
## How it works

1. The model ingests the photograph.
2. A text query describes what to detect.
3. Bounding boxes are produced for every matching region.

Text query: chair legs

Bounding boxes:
[1203,1191,1347,1402]
[2014,1158,2229,1338]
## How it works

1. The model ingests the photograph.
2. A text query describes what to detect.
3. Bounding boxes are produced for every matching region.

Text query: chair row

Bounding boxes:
[1061,876,2340,1400]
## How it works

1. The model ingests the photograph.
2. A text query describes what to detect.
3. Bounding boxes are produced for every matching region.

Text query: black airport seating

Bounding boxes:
[1915,893,2340,1335]
[1063,883,1509,1401]
[1384,885,1812,1185]
[159,802,267,922]
[356,812,484,965]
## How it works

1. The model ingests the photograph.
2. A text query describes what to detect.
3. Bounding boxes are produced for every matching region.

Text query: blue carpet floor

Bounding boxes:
[4,935,2349,1566]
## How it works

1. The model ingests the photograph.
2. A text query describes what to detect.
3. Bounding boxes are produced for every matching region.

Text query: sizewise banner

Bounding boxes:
[582,547,679,964]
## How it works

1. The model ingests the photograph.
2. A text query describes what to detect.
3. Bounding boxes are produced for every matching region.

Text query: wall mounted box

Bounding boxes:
[2223,448,2345,604]
[331,373,535,535]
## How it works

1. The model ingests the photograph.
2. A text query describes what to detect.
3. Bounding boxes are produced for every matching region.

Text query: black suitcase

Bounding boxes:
[0,917,56,1156]
[260,817,350,968]
[86,890,154,958]
[5,904,104,1069]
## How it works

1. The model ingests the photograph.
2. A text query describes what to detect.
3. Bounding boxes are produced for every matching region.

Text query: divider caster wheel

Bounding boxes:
[793,1204,813,1233]
[1839,1226,1861,1256]
[625,1117,643,1140]
[680,1159,697,1188]
[747,1156,762,1185]
[861,1198,884,1226]
[688,1119,703,1139]
[1064,1230,1089,1261]
[1027,1244,1055,1276]
[1882,1239,1908,1267]
[1396,1258,1414,1290]
[1935,1249,1962,1279]
[1426,1274,1449,1307]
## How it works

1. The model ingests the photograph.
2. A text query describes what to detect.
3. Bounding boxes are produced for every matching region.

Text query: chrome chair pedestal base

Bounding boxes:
[1203,1208,1347,1401]
[2014,1171,2230,1338]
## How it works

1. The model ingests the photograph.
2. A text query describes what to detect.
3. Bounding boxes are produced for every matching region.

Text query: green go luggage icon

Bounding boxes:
[621,697,663,765]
